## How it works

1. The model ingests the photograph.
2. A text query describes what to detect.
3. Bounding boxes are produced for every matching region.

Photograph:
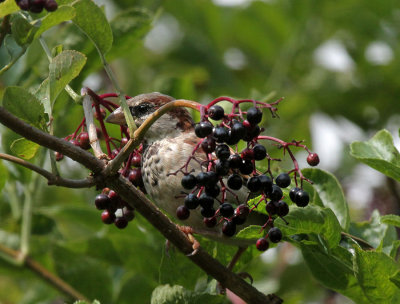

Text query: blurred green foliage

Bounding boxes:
[1,0,400,303]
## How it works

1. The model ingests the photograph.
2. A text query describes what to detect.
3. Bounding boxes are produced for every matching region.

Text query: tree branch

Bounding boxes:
[0,153,95,188]
[0,106,282,304]
[0,243,90,302]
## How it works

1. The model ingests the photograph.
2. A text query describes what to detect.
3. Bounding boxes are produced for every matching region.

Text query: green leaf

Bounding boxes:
[390,271,400,289]
[10,138,40,160]
[49,50,86,103]
[108,8,152,59]
[302,168,350,230]
[389,240,400,260]
[3,86,47,129]
[235,225,263,239]
[274,205,342,248]
[350,210,397,252]
[11,15,39,46]
[151,285,226,304]
[381,214,400,228]
[33,6,76,39]
[0,0,20,19]
[0,161,8,193]
[350,129,400,182]
[354,248,400,303]
[35,78,51,116]
[72,0,113,55]
[300,243,370,304]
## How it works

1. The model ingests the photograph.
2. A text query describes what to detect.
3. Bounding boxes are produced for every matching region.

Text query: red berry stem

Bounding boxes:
[71,117,86,139]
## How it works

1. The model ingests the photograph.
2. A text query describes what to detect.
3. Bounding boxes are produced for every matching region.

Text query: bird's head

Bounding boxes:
[106,92,194,141]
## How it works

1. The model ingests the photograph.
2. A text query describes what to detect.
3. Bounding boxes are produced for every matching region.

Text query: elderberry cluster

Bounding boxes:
[15,0,58,13]
[176,102,316,251]
[94,188,135,229]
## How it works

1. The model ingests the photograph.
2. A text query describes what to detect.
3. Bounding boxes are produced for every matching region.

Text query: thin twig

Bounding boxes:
[0,243,90,302]
[0,153,95,188]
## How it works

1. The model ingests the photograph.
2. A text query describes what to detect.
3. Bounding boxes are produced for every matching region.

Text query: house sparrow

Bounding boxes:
[106,92,267,245]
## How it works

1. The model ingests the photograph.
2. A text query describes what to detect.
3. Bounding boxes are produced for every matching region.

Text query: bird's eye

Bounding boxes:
[130,103,152,117]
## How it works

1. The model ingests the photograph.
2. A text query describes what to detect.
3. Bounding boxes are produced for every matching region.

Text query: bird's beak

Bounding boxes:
[105,107,126,125]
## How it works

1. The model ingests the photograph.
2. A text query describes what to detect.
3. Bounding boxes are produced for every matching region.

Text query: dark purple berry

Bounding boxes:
[120,137,129,147]
[215,144,230,160]
[213,126,229,143]
[270,184,283,201]
[226,129,240,145]
[215,160,230,176]
[232,215,246,225]
[239,160,253,175]
[235,204,250,219]
[241,148,254,160]
[101,210,115,224]
[243,125,261,142]
[268,227,282,243]
[265,201,277,215]
[275,173,291,188]
[181,174,197,190]
[199,194,214,209]
[30,0,46,13]
[253,144,267,161]
[219,203,234,218]
[208,105,225,120]
[259,175,273,194]
[123,207,135,221]
[44,0,58,12]
[195,121,213,138]
[204,216,217,227]
[247,176,261,192]
[230,122,246,140]
[131,154,141,167]
[228,154,242,169]
[277,201,289,217]
[128,168,143,187]
[295,190,310,207]
[17,0,30,10]
[78,132,90,150]
[289,187,300,203]
[201,207,215,218]
[196,172,209,187]
[307,153,320,166]
[201,136,216,153]
[205,184,220,198]
[222,220,236,237]
[227,174,242,190]
[256,238,269,251]
[184,194,199,209]
[95,194,111,210]
[206,171,218,186]
[115,217,128,229]
[176,205,190,220]
[246,107,262,125]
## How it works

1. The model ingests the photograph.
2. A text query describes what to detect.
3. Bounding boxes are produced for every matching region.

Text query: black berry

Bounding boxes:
[213,126,229,143]
[295,190,310,207]
[78,132,90,150]
[259,175,273,194]
[215,144,230,160]
[228,154,242,169]
[277,201,289,217]
[95,194,110,210]
[201,207,215,218]
[195,121,213,138]
[204,217,217,227]
[131,154,141,167]
[199,194,214,209]
[181,174,197,190]
[205,184,220,197]
[268,227,282,243]
[227,174,242,190]
[270,185,283,201]
[196,172,209,187]
[115,217,128,229]
[219,203,234,218]
[239,160,253,175]
[215,160,230,176]
[45,0,58,12]
[265,201,277,215]
[246,107,262,125]
[208,105,225,120]
[184,194,200,209]
[289,187,300,203]
[241,148,254,160]
[201,136,216,153]
[253,144,267,161]
[230,122,246,140]
[275,173,291,188]
[247,176,261,192]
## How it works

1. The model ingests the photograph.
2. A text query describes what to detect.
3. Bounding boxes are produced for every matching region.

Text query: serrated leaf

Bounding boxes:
[72,0,113,55]
[108,8,152,59]
[350,129,400,182]
[274,205,342,248]
[354,248,400,303]
[49,50,86,103]
[381,214,400,228]
[0,0,20,19]
[10,138,40,160]
[389,240,400,260]
[350,210,397,252]
[35,78,51,115]
[300,243,370,304]
[3,86,47,129]
[235,225,263,239]
[151,285,226,304]
[33,5,76,39]
[11,15,39,46]
[0,161,8,193]
[302,168,350,230]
